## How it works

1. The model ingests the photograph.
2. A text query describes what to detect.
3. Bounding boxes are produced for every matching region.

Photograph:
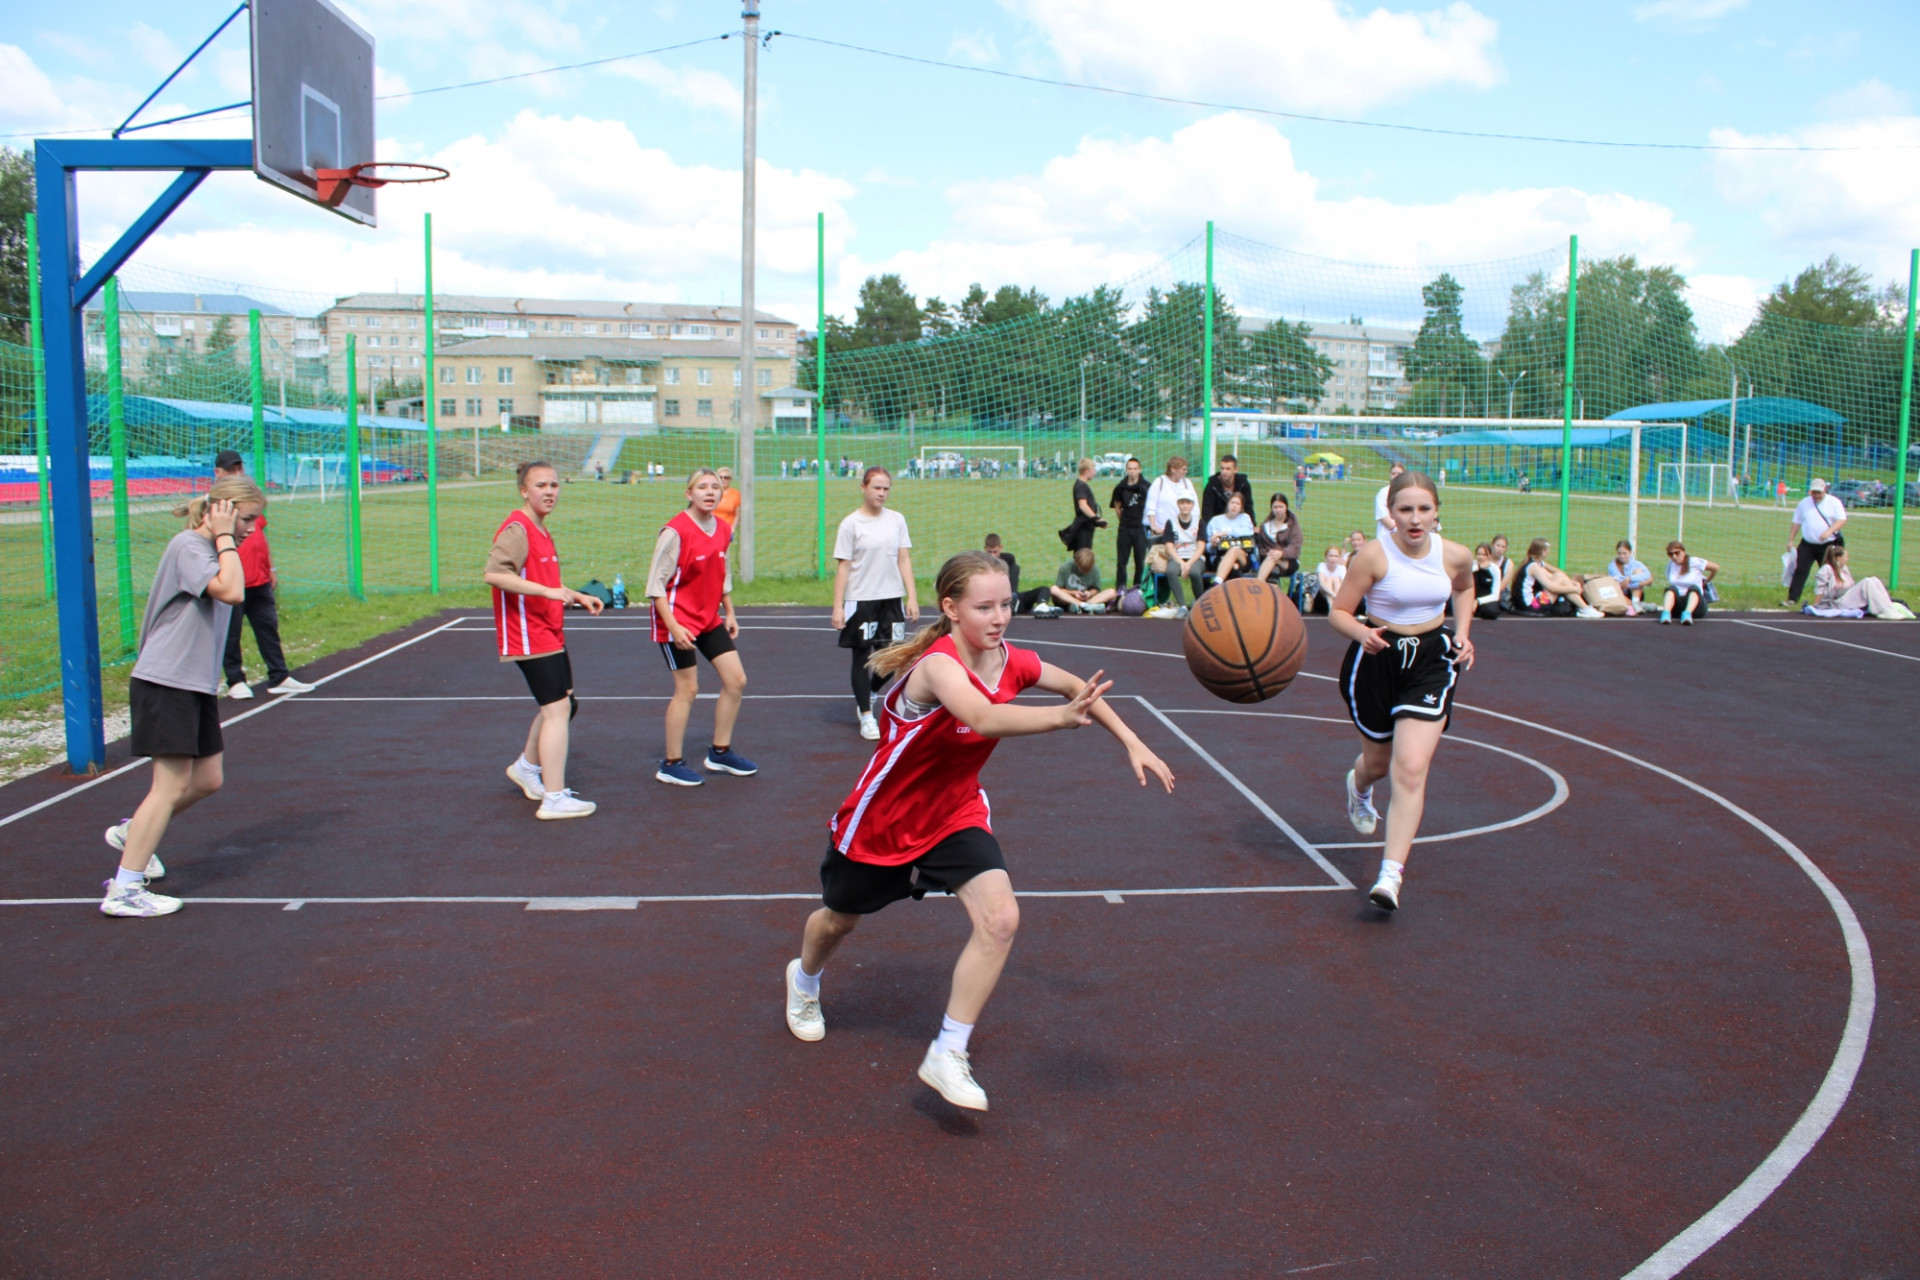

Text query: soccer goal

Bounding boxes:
[915,445,1025,478]
[1656,462,1736,506]
[292,454,345,501]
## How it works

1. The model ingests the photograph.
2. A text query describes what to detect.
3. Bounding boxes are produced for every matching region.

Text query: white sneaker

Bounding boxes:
[269,676,316,694]
[103,821,163,878]
[784,958,825,1042]
[226,681,254,701]
[506,758,545,801]
[859,711,880,741]
[100,878,182,917]
[536,789,596,820]
[1576,605,1603,619]
[1345,769,1380,836]
[918,1042,988,1111]
[1369,863,1404,912]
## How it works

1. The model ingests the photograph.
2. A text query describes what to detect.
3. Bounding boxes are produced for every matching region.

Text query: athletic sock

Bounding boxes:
[114,865,146,888]
[711,743,729,755]
[1377,859,1403,881]
[664,757,684,766]
[934,1014,974,1055]
[794,965,822,997]
[518,754,541,775]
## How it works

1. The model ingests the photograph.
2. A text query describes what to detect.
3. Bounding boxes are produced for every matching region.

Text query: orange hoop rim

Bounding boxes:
[313,162,450,206]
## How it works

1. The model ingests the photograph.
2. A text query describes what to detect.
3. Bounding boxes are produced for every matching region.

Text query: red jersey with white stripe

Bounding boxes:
[237,513,272,588]
[651,510,731,642]
[828,635,1045,866]
[492,510,565,657]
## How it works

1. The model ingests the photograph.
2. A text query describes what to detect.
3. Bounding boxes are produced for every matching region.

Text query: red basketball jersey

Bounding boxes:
[828,635,1044,866]
[492,510,565,657]
[651,510,732,642]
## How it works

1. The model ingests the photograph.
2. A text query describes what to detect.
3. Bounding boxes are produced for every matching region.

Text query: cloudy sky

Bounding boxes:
[4,0,1918,334]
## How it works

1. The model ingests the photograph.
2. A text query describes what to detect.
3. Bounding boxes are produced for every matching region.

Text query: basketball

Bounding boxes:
[1181,579,1308,703]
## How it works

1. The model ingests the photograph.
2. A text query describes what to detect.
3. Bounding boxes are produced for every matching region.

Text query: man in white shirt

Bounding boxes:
[1373,463,1405,540]
[1144,456,1197,537]
[1785,477,1847,606]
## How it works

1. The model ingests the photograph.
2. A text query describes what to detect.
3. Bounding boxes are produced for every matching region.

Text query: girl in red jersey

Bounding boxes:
[781,550,1176,1112]
[485,460,604,820]
[648,467,756,786]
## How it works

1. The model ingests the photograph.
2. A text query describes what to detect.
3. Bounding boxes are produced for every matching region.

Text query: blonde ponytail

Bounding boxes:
[868,550,1009,680]
[175,473,266,528]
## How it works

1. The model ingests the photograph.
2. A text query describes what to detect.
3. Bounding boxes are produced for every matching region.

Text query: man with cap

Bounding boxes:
[214,450,313,699]
[1784,478,1848,608]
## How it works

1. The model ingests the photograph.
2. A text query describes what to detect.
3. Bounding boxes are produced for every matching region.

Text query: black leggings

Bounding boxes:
[1115,525,1149,587]
[851,645,894,713]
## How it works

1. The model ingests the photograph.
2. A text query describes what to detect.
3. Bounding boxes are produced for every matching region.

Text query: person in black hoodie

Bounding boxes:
[1200,454,1255,527]
[1108,456,1151,587]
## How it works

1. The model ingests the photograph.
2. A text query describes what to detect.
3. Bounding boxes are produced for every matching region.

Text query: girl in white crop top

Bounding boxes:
[1327,472,1477,916]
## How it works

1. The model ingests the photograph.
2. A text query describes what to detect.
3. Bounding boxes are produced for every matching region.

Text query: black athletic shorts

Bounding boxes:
[516,649,573,706]
[129,676,223,759]
[819,826,1007,915]
[1338,627,1462,742]
[659,624,736,672]
[838,596,908,650]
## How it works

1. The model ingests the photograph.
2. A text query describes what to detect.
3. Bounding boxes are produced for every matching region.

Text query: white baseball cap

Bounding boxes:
[1809,478,1829,492]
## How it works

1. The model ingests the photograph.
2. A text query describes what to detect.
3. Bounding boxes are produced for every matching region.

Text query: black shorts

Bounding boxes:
[819,826,1007,915]
[128,677,223,759]
[838,597,908,650]
[1338,627,1462,741]
[516,649,573,706]
[659,625,736,672]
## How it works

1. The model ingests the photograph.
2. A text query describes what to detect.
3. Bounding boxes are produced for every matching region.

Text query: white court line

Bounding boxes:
[0,884,1352,909]
[1730,619,1920,663]
[1131,696,1353,890]
[0,616,469,830]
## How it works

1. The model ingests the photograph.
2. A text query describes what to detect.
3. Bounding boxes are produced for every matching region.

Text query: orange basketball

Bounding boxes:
[1181,579,1308,703]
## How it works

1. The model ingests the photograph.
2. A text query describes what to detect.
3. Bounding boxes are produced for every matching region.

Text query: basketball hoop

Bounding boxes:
[314,162,449,207]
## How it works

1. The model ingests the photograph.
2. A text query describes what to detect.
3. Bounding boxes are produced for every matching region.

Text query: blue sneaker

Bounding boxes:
[704,746,759,776]
[656,759,704,787]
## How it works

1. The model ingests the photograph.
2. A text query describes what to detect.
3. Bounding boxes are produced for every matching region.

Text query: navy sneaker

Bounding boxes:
[704,746,759,777]
[656,759,704,787]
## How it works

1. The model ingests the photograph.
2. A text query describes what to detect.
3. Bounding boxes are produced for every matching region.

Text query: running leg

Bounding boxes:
[800,906,860,973]
[1381,719,1445,868]
[119,753,223,874]
[946,870,1019,1024]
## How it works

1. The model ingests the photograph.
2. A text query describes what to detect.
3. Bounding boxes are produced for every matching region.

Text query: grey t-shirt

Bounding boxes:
[131,529,231,694]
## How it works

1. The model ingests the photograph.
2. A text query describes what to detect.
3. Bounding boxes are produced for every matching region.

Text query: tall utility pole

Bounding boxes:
[737,0,760,580]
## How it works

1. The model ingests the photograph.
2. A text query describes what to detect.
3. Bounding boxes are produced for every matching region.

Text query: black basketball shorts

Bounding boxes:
[1338,627,1461,741]
[819,826,1008,915]
[658,625,736,672]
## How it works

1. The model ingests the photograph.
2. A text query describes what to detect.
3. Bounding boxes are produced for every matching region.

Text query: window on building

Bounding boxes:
[368,316,383,328]
[542,321,553,331]
[625,368,644,385]
[140,338,150,348]
[757,328,768,338]
[664,367,680,385]
[757,368,772,386]
[409,357,420,368]
[409,337,419,348]
[726,327,736,338]
[184,318,196,331]
[346,316,358,326]
[663,399,680,417]
[409,317,419,329]
[465,398,484,417]
[366,336,379,347]
[697,368,712,386]
[583,323,597,334]
[696,398,714,417]
[466,366,482,384]
[497,367,514,385]
[730,399,740,423]
[498,397,514,416]
[440,366,456,384]
[440,398,458,417]
[561,322,574,334]
[732,368,742,387]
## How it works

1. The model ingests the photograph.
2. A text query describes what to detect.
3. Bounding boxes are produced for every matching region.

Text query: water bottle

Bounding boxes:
[611,573,628,610]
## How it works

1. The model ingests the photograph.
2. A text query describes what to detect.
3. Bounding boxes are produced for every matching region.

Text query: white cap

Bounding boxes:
[1809,478,1829,492]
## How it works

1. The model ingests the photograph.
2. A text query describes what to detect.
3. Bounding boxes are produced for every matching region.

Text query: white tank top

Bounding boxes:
[1367,533,1452,627]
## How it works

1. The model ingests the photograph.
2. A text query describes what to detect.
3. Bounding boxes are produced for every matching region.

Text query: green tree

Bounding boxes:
[0,147,34,343]
[1403,272,1483,415]
[1127,282,1245,427]
[1244,318,1332,411]
[852,274,924,349]
[1759,255,1899,330]
[204,313,240,363]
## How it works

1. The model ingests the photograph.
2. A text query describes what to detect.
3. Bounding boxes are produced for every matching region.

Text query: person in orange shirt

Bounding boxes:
[714,466,741,527]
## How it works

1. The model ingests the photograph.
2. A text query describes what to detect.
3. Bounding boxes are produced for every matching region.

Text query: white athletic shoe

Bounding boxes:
[859,711,880,741]
[100,879,182,917]
[506,758,545,801]
[536,789,596,820]
[269,676,316,694]
[784,958,825,1042]
[918,1043,988,1112]
[1575,605,1604,619]
[1345,769,1380,836]
[226,681,254,701]
[1369,863,1404,912]
[103,821,163,878]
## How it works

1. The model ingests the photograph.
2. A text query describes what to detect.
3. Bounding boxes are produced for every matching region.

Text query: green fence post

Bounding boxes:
[1557,233,1579,568]
[105,278,135,656]
[815,211,828,579]
[424,212,440,593]
[27,212,54,596]
[345,335,364,599]
[248,309,266,480]
[1892,247,1918,591]
[1202,220,1215,474]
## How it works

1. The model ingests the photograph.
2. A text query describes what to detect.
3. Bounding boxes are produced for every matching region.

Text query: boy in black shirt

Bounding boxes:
[1108,456,1150,587]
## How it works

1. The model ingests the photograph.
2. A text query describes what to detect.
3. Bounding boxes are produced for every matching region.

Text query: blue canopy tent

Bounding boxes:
[1607,396,1848,498]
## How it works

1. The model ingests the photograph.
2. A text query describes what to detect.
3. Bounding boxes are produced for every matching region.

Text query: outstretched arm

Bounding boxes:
[913,653,1104,740]
[1033,662,1175,792]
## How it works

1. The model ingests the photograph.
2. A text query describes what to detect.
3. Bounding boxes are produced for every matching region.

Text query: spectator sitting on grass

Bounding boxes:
[1206,491,1258,581]
[1607,540,1653,610]
[1815,545,1913,619]
[1253,493,1302,586]
[1514,538,1603,617]
[1308,544,1347,615]
[1147,496,1207,617]
[1660,540,1718,625]
[1044,546,1118,614]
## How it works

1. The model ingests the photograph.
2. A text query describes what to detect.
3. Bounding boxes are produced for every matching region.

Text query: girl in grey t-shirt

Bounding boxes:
[102,475,263,918]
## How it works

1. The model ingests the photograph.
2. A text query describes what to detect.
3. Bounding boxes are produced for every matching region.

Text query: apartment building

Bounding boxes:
[1238,318,1415,413]
[81,292,324,379]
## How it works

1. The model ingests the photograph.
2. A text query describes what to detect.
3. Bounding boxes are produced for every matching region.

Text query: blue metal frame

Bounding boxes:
[35,137,254,773]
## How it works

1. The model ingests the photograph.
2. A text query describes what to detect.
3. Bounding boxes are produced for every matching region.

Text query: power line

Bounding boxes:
[770,30,1914,154]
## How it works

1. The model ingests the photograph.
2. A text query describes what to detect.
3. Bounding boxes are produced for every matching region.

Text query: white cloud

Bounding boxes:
[126,22,182,76]
[607,58,739,116]
[1709,116,1920,280]
[0,42,128,133]
[1004,0,1501,113]
[1685,274,1769,344]
[1631,0,1749,23]
[1820,78,1912,120]
[948,31,1000,64]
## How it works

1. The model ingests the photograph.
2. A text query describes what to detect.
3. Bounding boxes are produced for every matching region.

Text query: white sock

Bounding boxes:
[1377,859,1404,882]
[794,964,821,997]
[114,865,147,888]
[934,1014,974,1055]
[519,755,541,775]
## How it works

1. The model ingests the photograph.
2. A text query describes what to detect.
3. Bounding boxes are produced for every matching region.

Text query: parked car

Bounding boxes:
[1093,452,1132,476]
[1906,481,1920,508]
[1829,478,1890,508]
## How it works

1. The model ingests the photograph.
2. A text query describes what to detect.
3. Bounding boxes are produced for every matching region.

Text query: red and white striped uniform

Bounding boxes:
[492,510,565,657]
[650,510,731,642]
[828,634,1044,866]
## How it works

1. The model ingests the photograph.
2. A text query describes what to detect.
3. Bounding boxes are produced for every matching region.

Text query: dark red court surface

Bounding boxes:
[2,607,1915,1279]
